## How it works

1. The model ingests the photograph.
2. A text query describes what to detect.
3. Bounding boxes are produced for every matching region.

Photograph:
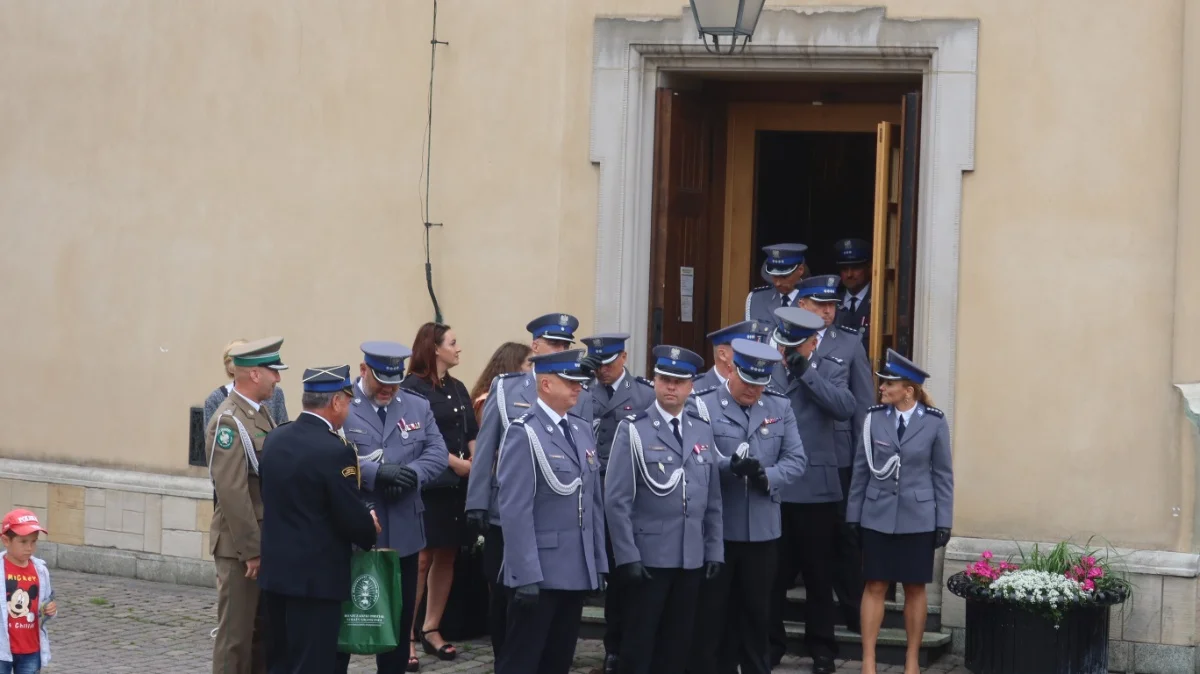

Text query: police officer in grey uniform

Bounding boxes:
[605,345,722,674]
[846,349,953,674]
[581,332,655,674]
[692,321,773,392]
[337,341,449,674]
[495,349,607,674]
[744,243,809,325]
[833,238,872,350]
[766,306,856,673]
[797,274,877,630]
[464,313,596,658]
[686,339,806,674]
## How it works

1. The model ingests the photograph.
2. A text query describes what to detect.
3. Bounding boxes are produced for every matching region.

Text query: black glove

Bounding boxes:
[845,522,861,545]
[934,527,952,549]
[785,349,809,377]
[729,455,761,478]
[617,562,653,584]
[704,562,723,581]
[376,464,418,491]
[512,583,539,606]
[580,354,604,377]
[465,509,490,534]
[749,465,770,494]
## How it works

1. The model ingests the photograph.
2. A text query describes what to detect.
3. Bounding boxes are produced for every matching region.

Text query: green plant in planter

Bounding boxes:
[947,538,1132,626]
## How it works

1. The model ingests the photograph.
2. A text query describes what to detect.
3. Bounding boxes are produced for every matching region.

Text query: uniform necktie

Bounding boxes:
[605,384,615,399]
[377,406,388,426]
[849,296,859,313]
[670,418,682,445]
[558,419,578,453]
[897,414,907,441]
[780,293,790,307]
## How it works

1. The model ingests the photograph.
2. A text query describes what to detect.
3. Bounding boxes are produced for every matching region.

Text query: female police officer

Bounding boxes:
[845,349,953,674]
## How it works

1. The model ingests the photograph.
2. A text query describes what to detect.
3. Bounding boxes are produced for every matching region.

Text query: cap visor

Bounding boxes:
[372,370,405,385]
[876,371,903,380]
[807,295,839,303]
[556,372,591,382]
[8,524,47,536]
[267,363,289,371]
[599,353,621,365]
[541,334,575,344]
[772,330,803,348]
[653,367,694,380]
[735,368,772,386]
[765,264,799,277]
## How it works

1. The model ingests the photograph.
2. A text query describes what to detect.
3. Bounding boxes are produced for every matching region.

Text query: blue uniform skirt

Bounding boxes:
[861,528,936,584]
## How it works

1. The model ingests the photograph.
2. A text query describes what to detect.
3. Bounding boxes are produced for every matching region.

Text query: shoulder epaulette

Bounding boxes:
[691,385,719,397]
[581,382,591,391]
[400,387,427,401]
[635,376,653,388]
[750,284,771,292]
[763,388,788,399]
[867,404,887,412]
[823,355,845,365]
[511,412,531,425]
[685,409,709,423]
[498,372,525,380]
[925,406,945,418]
[625,411,648,423]
[837,324,861,335]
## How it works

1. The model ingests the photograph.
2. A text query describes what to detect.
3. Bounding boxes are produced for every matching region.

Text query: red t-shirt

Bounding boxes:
[4,558,39,655]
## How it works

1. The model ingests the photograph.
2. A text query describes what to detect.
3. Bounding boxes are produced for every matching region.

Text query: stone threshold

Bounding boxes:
[946,536,1200,578]
[35,541,215,589]
[0,458,211,500]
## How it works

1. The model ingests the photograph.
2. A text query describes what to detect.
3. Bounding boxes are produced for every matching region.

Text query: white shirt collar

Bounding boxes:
[843,283,870,308]
[715,368,728,386]
[232,388,262,412]
[300,410,334,431]
[782,288,799,302]
[536,398,565,427]
[655,401,683,428]
[609,370,627,392]
[893,404,918,428]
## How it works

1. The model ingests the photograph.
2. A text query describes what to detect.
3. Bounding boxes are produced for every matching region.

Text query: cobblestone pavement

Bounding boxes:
[44,570,969,673]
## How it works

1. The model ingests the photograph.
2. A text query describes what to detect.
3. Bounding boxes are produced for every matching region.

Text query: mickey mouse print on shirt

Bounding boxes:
[4,559,40,655]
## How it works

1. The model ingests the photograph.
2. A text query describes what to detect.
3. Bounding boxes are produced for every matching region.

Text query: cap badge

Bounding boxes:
[827,277,837,288]
[670,347,680,360]
[756,359,765,368]
[559,314,569,326]
[576,351,584,362]
[772,250,781,259]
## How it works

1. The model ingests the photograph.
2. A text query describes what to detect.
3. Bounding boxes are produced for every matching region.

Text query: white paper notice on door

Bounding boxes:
[680,266,695,323]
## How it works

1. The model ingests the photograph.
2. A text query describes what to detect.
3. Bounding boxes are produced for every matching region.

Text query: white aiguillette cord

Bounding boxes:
[625,422,684,498]
[862,412,900,481]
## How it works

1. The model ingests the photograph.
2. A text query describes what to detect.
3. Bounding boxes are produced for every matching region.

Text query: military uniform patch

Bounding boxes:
[867,404,887,412]
[215,426,235,449]
[925,407,945,418]
[341,465,358,478]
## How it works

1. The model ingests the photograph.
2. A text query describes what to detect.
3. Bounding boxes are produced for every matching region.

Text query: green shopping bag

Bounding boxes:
[337,548,404,655]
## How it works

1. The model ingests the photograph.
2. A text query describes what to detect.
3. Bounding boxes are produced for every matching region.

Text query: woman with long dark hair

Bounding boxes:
[468,342,533,424]
[400,323,477,666]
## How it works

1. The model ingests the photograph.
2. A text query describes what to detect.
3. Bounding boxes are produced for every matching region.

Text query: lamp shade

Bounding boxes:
[689,0,766,37]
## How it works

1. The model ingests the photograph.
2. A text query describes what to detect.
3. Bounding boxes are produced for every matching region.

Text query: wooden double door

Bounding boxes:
[647,89,923,371]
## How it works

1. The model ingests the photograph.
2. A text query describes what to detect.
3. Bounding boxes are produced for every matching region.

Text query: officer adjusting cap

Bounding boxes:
[651,345,703,379]
[582,333,629,365]
[360,341,412,385]
[772,306,824,347]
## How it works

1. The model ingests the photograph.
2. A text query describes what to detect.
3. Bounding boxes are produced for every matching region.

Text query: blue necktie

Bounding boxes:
[377,406,388,427]
[897,415,907,441]
[558,420,578,453]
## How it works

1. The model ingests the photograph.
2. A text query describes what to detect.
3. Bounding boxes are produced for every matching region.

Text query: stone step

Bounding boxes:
[578,605,952,667]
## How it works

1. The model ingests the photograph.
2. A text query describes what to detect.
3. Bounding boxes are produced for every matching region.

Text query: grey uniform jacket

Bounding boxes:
[348,384,449,558]
[846,404,954,534]
[692,367,725,392]
[693,385,806,542]
[817,326,877,468]
[466,372,594,524]
[777,355,856,504]
[745,285,795,324]
[604,404,723,570]
[496,404,607,591]
[591,371,656,472]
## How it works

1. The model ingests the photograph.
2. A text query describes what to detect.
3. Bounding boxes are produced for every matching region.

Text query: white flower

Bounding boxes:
[989,570,1088,605]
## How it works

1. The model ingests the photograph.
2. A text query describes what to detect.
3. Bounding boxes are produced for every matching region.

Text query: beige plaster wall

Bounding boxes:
[0,1,1194,550]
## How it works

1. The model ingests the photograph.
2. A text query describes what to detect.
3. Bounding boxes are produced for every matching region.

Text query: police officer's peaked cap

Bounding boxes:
[877,348,930,385]
[761,243,808,277]
[530,349,591,382]
[730,338,781,386]
[652,345,704,379]
[582,333,629,365]
[834,238,871,265]
[707,321,772,346]
[526,313,580,344]
[796,274,842,303]
[360,341,412,385]
[773,307,824,348]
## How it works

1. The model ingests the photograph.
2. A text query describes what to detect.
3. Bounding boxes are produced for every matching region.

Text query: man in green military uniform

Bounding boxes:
[206,336,287,674]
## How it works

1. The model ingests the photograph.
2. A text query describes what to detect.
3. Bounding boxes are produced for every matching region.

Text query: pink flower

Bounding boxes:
[1088,567,1103,579]
[982,551,993,560]
[1082,556,1096,566]
[1083,579,1095,591]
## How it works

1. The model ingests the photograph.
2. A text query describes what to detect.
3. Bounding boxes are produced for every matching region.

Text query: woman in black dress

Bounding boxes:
[401,322,478,664]
[846,349,954,674]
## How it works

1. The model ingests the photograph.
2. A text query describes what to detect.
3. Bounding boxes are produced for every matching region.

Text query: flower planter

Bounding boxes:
[948,571,1125,674]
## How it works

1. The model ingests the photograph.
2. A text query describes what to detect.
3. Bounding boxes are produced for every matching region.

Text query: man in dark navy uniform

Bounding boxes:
[258,365,380,674]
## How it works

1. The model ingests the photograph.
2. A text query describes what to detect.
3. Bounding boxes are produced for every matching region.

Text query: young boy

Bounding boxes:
[0,510,55,674]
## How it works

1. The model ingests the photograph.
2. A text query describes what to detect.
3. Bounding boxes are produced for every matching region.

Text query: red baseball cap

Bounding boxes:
[2,510,48,537]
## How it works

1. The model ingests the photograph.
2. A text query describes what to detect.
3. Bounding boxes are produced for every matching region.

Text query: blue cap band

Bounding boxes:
[304,379,352,393]
[654,357,698,375]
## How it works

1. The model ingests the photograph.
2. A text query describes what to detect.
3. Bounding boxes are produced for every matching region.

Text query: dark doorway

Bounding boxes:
[751,131,876,282]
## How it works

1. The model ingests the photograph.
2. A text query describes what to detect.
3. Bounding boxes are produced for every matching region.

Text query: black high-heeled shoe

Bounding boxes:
[419,628,457,661]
